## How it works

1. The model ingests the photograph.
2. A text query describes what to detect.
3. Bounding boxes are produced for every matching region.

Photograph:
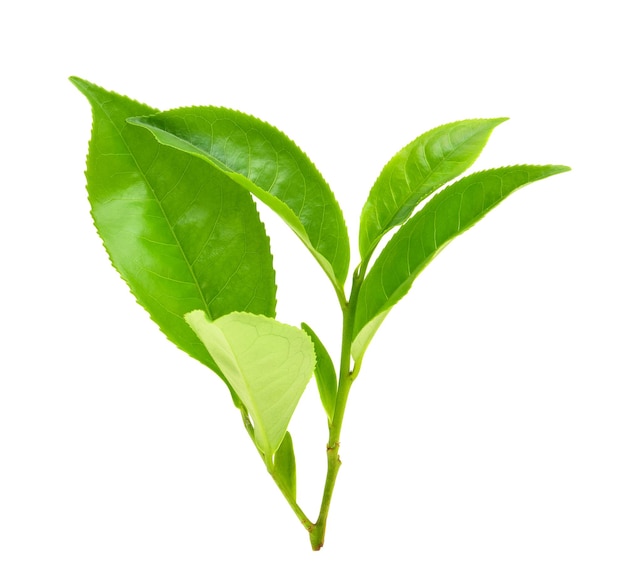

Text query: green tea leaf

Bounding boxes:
[302,323,337,420]
[128,108,350,290]
[274,431,297,500]
[359,118,507,261]
[70,77,276,377]
[350,310,388,366]
[354,165,571,347]
[185,311,315,464]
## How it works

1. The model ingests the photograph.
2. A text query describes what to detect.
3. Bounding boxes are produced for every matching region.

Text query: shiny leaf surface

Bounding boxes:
[70,77,276,376]
[354,165,571,346]
[129,108,350,289]
[359,118,507,261]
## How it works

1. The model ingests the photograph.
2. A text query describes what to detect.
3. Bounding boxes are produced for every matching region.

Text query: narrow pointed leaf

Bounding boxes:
[351,309,389,365]
[185,311,315,463]
[70,77,276,376]
[274,431,297,500]
[354,165,570,346]
[302,323,337,420]
[128,108,350,288]
[359,118,507,260]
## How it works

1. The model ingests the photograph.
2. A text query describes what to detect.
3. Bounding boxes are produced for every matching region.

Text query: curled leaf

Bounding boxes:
[129,107,350,290]
[186,311,316,464]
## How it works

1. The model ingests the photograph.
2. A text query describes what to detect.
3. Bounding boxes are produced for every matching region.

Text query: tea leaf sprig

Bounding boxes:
[72,77,569,550]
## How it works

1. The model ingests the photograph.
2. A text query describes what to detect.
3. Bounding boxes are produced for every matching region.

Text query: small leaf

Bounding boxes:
[70,77,276,379]
[302,323,337,420]
[128,108,350,289]
[354,165,571,347]
[350,309,389,365]
[185,311,316,464]
[359,118,507,261]
[274,431,297,500]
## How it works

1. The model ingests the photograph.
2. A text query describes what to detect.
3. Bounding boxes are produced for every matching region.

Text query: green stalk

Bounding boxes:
[271,469,314,532]
[239,409,314,532]
[308,264,366,550]
[246,261,367,549]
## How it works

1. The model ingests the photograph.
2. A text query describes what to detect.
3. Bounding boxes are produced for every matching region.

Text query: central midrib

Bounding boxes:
[103,102,215,320]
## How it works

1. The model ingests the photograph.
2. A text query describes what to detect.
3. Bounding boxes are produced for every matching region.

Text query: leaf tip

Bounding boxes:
[68,76,93,96]
[184,309,210,328]
[494,116,510,123]
[483,116,509,130]
[537,164,572,178]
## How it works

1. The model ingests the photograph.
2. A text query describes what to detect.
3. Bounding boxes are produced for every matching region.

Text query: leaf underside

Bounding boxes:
[354,165,571,351]
[185,311,315,463]
[128,108,350,289]
[70,77,276,378]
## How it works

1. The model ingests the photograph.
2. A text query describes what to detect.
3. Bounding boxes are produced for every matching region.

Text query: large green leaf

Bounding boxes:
[359,118,507,261]
[128,108,350,289]
[70,78,276,376]
[185,311,315,464]
[353,165,570,354]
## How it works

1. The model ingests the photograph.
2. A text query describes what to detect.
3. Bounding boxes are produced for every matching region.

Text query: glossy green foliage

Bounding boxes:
[73,77,569,550]
[128,109,350,290]
[354,165,571,351]
[185,310,315,464]
[359,118,507,261]
[71,78,276,377]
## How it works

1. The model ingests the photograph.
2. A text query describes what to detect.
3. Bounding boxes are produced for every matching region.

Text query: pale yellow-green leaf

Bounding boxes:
[185,311,315,464]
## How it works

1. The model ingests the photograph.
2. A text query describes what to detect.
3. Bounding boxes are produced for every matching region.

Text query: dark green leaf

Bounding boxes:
[353,165,571,355]
[302,323,337,420]
[274,431,297,500]
[359,118,507,261]
[70,77,276,376]
[128,108,350,290]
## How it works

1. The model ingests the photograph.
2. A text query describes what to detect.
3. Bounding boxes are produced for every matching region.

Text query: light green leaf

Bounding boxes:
[274,431,297,500]
[185,311,315,464]
[354,165,571,346]
[70,78,276,379]
[350,310,389,365]
[302,323,337,420]
[128,108,350,290]
[359,118,507,261]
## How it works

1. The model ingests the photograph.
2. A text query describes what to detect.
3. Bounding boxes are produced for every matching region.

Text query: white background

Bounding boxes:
[1,1,624,580]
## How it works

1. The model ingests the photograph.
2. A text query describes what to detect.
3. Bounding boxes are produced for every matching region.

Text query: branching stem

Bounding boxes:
[247,262,368,550]
[308,264,366,550]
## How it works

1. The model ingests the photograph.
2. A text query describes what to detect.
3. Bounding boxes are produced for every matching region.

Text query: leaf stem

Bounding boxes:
[271,469,315,532]
[239,409,314,532]
[309,264,366,550]
[246,261,367,549]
